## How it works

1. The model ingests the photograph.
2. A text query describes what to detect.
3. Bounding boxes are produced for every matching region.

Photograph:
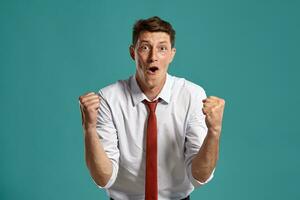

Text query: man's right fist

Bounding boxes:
[79,92,100,130]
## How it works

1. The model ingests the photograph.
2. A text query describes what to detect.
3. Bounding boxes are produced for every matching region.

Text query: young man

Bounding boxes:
[79,16,225,200]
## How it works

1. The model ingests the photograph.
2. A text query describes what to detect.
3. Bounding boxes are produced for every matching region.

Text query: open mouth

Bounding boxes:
[148,66,159,73]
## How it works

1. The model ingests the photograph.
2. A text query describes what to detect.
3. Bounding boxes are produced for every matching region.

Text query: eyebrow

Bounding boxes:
[140,40,168,44]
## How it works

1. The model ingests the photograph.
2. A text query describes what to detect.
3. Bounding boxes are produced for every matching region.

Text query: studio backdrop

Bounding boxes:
[1,0,299,199]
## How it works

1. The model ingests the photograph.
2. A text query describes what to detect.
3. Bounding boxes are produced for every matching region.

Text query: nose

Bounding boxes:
[148,48,158,63]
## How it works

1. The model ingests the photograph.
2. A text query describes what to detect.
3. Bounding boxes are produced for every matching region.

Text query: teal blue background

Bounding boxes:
[1,0,299,199]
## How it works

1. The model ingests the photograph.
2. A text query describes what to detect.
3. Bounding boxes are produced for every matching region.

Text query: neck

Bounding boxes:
[136,74,166,101]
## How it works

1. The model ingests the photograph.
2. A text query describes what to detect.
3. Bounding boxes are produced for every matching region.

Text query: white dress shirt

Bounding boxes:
[95,73,214,200]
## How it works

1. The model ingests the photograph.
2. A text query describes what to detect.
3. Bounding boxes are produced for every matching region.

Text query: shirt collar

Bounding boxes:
[129,73,173,106]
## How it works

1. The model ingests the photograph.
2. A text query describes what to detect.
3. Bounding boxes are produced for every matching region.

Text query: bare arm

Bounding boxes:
[79,92,113,187]
[191,130,220,182]
[84,127,112,187]
[191,96,225,183]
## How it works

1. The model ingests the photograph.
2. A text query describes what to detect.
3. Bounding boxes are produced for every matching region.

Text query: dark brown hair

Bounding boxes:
[132,16,176,48]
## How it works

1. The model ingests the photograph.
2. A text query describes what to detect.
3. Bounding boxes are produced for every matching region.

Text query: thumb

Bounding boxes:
[79,103,85,125]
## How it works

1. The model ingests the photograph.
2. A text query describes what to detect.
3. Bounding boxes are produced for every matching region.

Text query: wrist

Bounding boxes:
[83,124,97,133]
[207,128,221,139]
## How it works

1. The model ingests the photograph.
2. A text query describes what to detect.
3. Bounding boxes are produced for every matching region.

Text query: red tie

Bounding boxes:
[144,100,159,200]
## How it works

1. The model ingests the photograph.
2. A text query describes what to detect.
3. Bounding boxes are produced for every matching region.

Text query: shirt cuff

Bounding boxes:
[93,161,118,189]
[188,164,215,188]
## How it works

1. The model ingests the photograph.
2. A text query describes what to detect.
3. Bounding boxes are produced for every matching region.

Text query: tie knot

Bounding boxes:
[144,100,159,113]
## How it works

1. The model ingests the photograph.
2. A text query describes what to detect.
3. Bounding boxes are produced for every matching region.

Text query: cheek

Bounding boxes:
[159,55,172,67]
[136,54,147,65]
[137,58,145,69]
[157,53,167,60]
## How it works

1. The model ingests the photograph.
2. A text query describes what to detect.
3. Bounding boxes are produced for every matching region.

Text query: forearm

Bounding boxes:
[84,127,112,187]
[191,129,220,183]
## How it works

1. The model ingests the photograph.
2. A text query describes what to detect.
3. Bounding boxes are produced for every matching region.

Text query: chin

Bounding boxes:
[146,75,164,87]
[145,80,157,89]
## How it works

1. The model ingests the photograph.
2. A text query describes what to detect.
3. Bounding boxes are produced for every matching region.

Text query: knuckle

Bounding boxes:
[80,96,87,103]
[217,97,224,104]
[220,99,225,106]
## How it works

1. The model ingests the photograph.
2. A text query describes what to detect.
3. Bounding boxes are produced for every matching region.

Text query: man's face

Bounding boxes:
[130,31,176,90]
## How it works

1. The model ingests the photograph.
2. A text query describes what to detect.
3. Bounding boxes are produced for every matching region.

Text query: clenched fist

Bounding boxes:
[79,92,100,130]
[202,96,225,137]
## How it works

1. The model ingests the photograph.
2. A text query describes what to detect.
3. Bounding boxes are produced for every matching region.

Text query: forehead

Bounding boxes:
[137,31,171,45]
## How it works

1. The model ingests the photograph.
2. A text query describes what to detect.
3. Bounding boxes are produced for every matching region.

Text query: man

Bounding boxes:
[79,16,225,200]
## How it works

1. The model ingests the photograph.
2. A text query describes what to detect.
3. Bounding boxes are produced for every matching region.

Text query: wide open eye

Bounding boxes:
[140,45,150,52]
[158,45,168,52]
[161,47,167,51]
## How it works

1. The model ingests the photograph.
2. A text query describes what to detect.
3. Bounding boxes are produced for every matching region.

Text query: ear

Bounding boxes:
[129,45,135,60]
[169,47,176,63]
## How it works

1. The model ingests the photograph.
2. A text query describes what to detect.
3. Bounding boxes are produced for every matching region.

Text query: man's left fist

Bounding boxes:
[202,96,225,137]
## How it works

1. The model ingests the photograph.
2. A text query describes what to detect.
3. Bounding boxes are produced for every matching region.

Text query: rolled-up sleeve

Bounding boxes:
[93,90,119,189]
[184,88,215,188]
